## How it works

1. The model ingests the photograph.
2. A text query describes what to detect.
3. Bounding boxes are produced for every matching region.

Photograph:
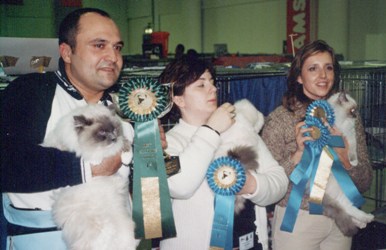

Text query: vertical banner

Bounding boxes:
[286,0,317,56]
[60,0,82,7]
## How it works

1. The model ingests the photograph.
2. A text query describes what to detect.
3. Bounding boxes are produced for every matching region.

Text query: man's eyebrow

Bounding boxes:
[115,41,124,47]
[90,38,108,43]
[89,39,124,46]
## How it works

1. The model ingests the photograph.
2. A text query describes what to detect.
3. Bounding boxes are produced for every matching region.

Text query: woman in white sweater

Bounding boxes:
[159,56,288,250]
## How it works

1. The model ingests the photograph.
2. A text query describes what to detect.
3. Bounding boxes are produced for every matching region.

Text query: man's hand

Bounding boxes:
[91,151,122,176]
[158,119,167,150]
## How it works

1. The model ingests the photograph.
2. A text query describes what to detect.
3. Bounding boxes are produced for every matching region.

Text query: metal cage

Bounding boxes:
[340,67,386,209]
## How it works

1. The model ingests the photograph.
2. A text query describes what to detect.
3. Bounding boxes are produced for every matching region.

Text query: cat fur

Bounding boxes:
[321,91,374,236]
[42,104,136,250]
[215,99,263,214]
[322,174,373,236]
[41,104,132,163]
[328,91,358,166]
[52,176,136,250]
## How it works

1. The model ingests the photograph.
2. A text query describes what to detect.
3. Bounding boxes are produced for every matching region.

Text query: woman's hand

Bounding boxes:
[237,170,256,195]
[206,102,236,133]
[291,121,313,165]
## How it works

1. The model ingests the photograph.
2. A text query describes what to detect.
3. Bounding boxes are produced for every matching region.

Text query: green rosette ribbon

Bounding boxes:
[118,77,175,239]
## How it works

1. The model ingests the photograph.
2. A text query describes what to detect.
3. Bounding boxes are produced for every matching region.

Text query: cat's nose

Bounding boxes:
[109,135,117,142]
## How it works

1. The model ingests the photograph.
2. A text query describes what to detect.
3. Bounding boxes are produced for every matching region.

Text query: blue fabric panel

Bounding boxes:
[217,76,287,117]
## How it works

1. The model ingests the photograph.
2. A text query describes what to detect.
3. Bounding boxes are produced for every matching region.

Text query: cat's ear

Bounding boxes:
[338,91,349,104]
[107,104,118,115]
[73,115,92,133]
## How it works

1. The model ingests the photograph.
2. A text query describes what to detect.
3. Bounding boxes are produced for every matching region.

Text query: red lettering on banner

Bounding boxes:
[287,0,310,55]
[60,0,82,7]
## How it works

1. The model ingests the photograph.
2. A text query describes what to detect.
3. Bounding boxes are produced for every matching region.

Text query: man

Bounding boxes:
[1,8,138,249]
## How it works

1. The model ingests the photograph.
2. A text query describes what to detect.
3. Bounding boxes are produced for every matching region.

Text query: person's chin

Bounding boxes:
[99,75,119,86]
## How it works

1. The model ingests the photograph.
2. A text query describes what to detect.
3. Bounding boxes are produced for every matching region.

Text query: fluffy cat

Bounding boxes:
[42,104,136,250]
[322,174,373,236]
[215,99,264,214]
[42,104,132,163]
[328,91,358,166]
[227,146,259,214]
[52,175,136,250]
[318,91,374,236]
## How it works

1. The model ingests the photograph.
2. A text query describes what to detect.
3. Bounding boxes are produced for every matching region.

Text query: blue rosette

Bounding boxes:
[281,99,364,233]
[303,116,331,150]
[207,156,246,250]
[305,99,335,126]
[116,77,176,239]
[207,156,246,195]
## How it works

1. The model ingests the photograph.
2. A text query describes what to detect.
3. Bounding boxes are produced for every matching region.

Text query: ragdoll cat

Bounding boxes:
[214,99,264,214]
[328,91,358,166]
[42,104,132,163]
[227,146,259,214]
[316,91,374,236]
[42,104,136,250]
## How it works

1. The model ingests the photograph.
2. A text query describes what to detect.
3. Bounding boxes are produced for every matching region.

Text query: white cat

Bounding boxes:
[328,91,358,166]
[320,91,374,236]
[42,104,132,163]
[214,99,264,214]
[43,104,136,250]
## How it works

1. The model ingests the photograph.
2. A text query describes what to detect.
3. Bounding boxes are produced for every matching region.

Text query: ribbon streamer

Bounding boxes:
[281,100,365,233]
[117,77,176,239]
[207,156,246,250]
[309,148,334,204]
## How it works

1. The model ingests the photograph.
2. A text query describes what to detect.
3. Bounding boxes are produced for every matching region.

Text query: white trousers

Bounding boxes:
[272,205,352,250]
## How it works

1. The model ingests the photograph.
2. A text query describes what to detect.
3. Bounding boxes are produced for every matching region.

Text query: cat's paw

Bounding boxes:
[351,212,374,228]
[121,151,133,166]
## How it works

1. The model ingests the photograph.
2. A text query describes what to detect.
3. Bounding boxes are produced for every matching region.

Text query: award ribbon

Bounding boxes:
[117,77,176,239]
[207,156,246,250]
[280,100,365,233]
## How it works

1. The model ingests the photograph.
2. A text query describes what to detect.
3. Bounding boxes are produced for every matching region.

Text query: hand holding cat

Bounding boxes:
[291,121,314,165]
[292,119,352,170]
[206,102,236,134]
[237,170,257,195]
[158,119,168,150]
[91,151,123,176]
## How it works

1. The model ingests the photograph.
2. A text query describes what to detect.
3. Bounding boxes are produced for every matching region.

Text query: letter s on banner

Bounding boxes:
[286,0,317,55]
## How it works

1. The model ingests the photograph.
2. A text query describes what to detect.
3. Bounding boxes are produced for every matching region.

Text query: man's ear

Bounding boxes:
[59,43,72,63]
[172,95,185,108]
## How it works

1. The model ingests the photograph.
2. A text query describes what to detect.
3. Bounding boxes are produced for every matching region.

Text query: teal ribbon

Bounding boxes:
[207,156,246,250]
[211,195,235,250]
[116,77,175,239]
[281,136,365,233]
[132,120,176,239]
